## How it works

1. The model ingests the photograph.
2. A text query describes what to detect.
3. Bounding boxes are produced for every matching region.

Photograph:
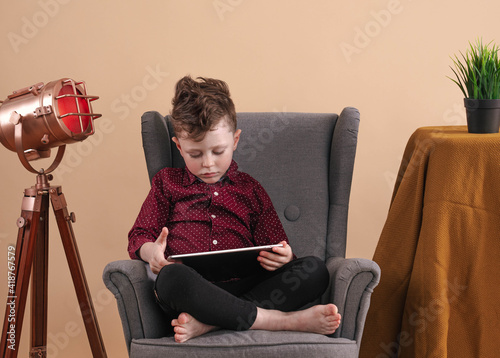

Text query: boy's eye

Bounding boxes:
[189,153,202,158]
[213,150,225,156]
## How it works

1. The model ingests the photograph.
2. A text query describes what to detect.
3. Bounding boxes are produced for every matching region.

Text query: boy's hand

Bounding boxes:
[257,241,293,271]
[140,227,172,274]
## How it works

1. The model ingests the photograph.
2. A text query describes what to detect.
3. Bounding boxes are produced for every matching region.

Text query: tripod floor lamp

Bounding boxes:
[0,79,107,358]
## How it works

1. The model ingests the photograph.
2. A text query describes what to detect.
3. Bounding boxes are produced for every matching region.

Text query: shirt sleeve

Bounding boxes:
[127,174,171,260]
[250,181,290,247]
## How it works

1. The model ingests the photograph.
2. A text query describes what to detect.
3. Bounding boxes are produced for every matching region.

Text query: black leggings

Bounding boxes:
[154,256,329,332]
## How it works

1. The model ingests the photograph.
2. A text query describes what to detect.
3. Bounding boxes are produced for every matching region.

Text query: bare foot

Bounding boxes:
[171,313,218,343]
[252,304,341,335]
[291,304,341,335]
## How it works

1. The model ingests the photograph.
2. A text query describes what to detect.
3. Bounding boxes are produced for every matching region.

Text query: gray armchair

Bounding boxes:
[103,110,380,357]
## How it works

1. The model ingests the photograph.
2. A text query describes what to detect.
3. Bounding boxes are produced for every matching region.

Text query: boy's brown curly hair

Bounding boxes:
[170,76,237,139]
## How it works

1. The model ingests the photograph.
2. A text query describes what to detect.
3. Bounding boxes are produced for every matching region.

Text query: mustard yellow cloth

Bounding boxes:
[360,126,500,358]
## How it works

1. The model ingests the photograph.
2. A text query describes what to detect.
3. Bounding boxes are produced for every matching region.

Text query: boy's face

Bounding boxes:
[172,119,241,184]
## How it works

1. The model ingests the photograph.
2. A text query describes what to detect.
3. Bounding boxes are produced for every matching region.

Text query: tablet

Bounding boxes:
[167,244,283,282]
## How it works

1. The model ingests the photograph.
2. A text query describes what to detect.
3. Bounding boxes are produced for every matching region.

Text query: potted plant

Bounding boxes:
[449,39,500,133]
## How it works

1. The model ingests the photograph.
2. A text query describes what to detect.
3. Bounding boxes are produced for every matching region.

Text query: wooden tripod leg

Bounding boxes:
[31,192,49,357]
[49,187,107,358]
[0,189,43,358]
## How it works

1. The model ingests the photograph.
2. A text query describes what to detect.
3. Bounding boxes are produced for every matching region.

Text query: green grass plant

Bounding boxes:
[449,39,500,99]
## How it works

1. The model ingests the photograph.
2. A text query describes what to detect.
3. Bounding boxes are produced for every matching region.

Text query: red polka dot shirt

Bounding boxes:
[128,160,289,260]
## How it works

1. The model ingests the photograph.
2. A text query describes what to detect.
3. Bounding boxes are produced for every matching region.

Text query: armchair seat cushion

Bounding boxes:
[131,330,357,358]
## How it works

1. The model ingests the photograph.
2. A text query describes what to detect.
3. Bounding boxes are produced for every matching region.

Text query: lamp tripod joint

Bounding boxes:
[16,217,27,228]
[34,171,53,191]
[29,346,46,358]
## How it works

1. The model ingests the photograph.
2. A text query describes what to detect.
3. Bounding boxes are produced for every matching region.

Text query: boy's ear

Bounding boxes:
[172,137,182,152]
[233,129,242,150]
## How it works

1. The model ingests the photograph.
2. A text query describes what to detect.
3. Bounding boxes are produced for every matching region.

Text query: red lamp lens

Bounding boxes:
[57,85,91,133]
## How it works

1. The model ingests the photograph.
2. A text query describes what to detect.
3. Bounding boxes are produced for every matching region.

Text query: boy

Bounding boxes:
[128,76,341,343]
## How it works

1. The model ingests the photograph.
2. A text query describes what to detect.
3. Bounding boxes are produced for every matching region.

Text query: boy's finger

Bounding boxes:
[272,241,287,252]
[260,262,277,271]
[157,227,169,245]
[258,254,280,266]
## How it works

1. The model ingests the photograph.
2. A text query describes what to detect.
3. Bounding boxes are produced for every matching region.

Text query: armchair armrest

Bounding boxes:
[102,260,167,354]
[324,257,380,346]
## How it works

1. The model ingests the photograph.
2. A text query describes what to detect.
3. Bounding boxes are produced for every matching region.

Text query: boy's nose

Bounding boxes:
[202,155,214,167]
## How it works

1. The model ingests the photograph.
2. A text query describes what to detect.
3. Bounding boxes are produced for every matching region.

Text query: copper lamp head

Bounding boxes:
[0,78,101,173]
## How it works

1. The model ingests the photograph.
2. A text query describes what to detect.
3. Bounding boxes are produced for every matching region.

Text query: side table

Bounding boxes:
[360,126,500,358]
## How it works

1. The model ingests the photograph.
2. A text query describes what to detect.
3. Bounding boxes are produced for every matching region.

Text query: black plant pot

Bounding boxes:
[464,98,500,133]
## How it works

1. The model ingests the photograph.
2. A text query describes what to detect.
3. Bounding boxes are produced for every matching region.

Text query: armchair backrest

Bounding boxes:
[141,110,359,260]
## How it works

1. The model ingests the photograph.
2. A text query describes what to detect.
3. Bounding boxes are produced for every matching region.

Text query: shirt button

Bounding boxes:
[214,192,219,196]
[213,240,218,245]
[211,214,216,219]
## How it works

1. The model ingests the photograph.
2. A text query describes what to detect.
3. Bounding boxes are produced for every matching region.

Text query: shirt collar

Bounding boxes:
[183,160,239,186]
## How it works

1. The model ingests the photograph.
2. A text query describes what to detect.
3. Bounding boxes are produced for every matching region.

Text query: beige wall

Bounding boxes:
[0,0,498,356]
